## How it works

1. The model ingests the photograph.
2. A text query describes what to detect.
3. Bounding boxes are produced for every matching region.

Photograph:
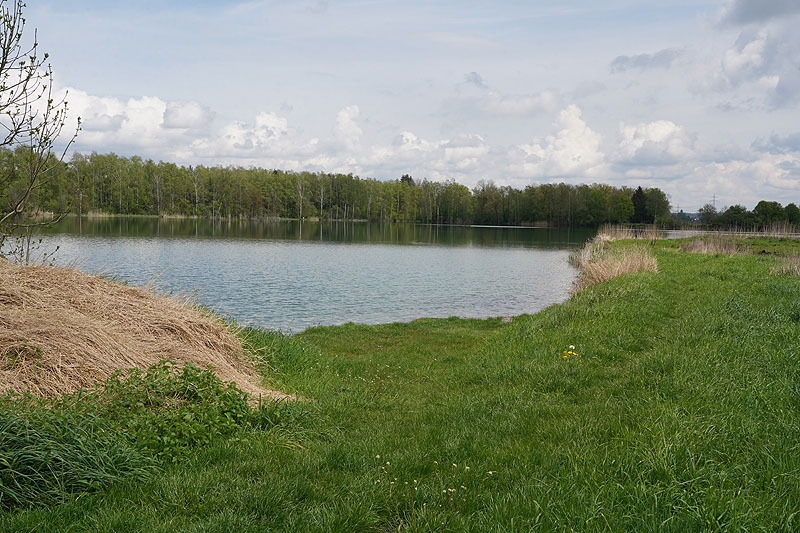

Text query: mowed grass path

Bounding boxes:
[3,240,800,531]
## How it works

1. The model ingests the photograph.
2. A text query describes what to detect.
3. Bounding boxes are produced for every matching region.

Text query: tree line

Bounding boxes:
[3,149,677,227]
[692,201,800,228]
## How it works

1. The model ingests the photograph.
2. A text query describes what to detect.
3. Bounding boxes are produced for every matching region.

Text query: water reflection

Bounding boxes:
[44,216,595,249]
[39,217,594,331]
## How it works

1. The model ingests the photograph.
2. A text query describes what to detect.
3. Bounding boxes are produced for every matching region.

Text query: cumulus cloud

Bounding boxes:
[55,86,224,158]
[163,101,215,129]
[720,31,770,86]
[721,0,800,25]
[610,48,683,73]
[334,105,362,149]
[690,154,800,197]
[441,134,489,170]
[512,105,605,178]
[82,113,125,132]
[616,120,696,167]
[64,89,170,152]
[700,24,800,108]
[187,110,304,162]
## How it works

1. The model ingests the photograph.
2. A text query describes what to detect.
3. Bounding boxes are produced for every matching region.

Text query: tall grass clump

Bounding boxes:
[595,224,665,242]
[758,221,799,237]
[680,234,742,254]
[0,402,156,510]
[771,256,800,276]
[569,238,658,292]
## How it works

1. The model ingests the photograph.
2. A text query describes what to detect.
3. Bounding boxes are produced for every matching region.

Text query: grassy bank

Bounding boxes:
[2,237,800,531]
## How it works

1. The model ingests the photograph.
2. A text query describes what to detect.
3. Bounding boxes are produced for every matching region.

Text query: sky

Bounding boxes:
[29,0,800,211]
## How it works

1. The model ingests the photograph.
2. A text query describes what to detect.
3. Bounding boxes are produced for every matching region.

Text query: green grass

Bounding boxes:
[2,238,800,531]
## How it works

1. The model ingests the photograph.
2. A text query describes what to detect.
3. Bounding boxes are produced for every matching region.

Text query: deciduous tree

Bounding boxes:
[0,0,78,260]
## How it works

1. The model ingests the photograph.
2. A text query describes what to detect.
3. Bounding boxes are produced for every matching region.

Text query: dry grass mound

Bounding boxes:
[0,260,290,400]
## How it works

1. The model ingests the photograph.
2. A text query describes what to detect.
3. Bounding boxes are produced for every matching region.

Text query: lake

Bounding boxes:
[38,217,594,332]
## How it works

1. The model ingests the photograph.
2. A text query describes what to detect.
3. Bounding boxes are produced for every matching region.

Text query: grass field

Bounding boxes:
[2,237,800,531]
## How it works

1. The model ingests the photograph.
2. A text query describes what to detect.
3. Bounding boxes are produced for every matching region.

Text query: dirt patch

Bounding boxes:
[0,260,291,401]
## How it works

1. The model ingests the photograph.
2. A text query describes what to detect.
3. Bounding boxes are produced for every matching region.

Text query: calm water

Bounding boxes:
[39,218,594,332]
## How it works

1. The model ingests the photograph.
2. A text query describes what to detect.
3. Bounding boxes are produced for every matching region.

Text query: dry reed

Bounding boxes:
[572,247,658,292]
[595,224,665,242]
[570,238,658,293]
[0,260,290,400]
[679,235,741,255]
[771,256,800,276]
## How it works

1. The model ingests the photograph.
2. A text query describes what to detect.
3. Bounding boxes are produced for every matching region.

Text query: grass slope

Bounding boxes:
[3,239,800,531]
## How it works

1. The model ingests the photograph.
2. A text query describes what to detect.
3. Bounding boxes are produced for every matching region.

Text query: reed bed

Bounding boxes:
[0,260,286,400]
[570,239,658,292]
[595,224,666,242]
[573,247,658,291]
[679,234,742,255]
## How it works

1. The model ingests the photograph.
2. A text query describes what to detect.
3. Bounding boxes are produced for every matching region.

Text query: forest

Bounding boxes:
[3,148,676,227]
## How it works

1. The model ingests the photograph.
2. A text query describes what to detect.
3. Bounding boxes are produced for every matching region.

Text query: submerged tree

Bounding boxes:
[0,0,78,261]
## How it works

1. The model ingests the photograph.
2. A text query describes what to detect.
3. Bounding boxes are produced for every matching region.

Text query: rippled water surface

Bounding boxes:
[40,218,594,332]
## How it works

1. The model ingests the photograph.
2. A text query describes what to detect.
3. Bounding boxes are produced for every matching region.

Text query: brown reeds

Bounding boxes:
[0,260,290,400]
[570,239,658,292]
[595,224,665,242]
[679,235,742,255]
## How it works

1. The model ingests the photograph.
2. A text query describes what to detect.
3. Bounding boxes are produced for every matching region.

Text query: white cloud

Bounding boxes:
[82,113,125,132]
[442,134,489,170]
[616,120,695,167]
[512,105,606,178]
[163,101,215,129]
[334,105,362,150]
[63,89,178,152]
[699,23,800,108]
[683,153,800,206]
[720,31,767,85]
